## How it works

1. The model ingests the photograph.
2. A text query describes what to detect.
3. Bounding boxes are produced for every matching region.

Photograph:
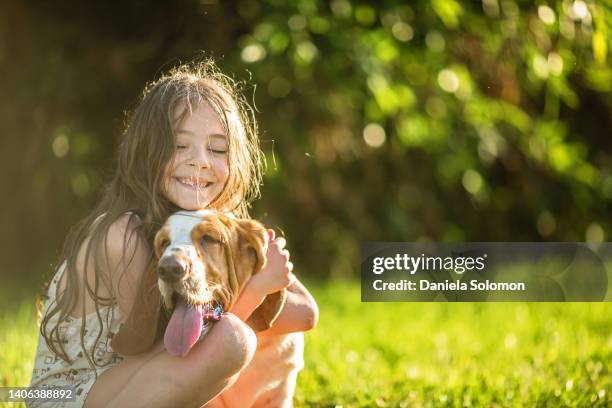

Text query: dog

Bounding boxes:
[111,210,304,407]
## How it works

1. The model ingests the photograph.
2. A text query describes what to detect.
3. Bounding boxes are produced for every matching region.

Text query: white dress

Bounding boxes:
[28,262,125,407]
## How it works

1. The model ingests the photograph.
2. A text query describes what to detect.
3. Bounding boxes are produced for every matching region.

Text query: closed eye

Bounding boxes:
[156,238,171,257]
[209,148,227,155]
[200,235,221,244]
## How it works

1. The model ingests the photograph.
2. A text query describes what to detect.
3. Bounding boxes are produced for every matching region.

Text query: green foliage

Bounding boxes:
[0,1,611,279]
[237,0,612,278]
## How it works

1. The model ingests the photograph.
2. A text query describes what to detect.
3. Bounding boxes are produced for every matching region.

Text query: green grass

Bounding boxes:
[1,281,610,407]
[0,298,39,408]
[297,281,611,407]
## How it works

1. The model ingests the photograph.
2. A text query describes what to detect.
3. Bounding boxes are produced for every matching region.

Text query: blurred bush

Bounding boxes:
[0,0,610,282]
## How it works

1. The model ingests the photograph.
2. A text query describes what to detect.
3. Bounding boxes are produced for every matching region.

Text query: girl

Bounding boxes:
[29,59,318,407]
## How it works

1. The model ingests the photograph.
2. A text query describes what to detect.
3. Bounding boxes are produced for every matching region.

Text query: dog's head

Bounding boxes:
[110,210,285,357]
[154,209,276,311]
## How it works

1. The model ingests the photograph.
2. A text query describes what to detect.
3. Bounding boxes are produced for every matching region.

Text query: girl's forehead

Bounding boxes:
[175,129,227,144]
[173,101,227,134]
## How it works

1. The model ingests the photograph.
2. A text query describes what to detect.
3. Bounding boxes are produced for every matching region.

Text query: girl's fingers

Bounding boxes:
[280,249,290,260]
[267,229,276,241]
[274,237,286,249]
[288,272,297,285]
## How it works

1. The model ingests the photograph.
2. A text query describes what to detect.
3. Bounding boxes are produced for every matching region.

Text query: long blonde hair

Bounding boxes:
[40,58,264,368]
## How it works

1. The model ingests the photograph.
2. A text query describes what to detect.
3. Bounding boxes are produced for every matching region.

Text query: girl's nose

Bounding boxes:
[189,146,211,169]
[189,160,209,169]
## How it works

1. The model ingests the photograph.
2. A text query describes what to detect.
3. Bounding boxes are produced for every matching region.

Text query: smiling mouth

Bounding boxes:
[175,177,212,190]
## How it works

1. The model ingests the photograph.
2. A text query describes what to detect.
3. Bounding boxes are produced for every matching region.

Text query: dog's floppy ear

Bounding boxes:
[110,260,164,355]
[247,288,287,332]
[235,218,267,274]
[234,219,287,333]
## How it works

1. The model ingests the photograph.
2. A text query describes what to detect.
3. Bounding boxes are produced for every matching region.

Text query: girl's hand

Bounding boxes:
[249,229,293,296]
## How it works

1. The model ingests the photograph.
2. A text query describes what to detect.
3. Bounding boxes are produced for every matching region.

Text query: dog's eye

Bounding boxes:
[200,235,220,245]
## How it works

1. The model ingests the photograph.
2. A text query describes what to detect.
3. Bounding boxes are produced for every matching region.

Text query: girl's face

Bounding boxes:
[162,102,230,210]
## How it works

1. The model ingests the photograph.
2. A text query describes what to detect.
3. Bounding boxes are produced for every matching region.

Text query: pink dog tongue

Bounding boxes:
[164,298,203,357]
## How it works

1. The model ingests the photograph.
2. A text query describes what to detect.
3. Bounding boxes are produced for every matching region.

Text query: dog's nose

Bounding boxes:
[157,257,187,282]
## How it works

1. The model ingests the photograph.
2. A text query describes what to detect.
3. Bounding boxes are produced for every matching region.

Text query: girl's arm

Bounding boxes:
[72,213,148,322]
[103,214,151,322]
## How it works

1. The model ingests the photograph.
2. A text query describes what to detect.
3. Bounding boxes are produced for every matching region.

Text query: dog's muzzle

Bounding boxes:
[157,256,188,283]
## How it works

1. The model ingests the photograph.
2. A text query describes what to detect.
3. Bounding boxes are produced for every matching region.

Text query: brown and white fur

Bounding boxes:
[153,210,304,407]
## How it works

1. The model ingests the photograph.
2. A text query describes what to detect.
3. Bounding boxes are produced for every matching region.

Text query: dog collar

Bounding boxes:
[203,303,224,321]
[197,303,224,342]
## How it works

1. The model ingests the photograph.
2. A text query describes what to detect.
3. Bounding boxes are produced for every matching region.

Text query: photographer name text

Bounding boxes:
[373,279,526,291]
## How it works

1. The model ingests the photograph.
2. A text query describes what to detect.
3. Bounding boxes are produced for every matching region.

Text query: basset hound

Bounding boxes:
[110,210,303,407]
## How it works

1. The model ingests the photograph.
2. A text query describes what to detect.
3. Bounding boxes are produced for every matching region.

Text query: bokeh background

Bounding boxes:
[1,0,611,406]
